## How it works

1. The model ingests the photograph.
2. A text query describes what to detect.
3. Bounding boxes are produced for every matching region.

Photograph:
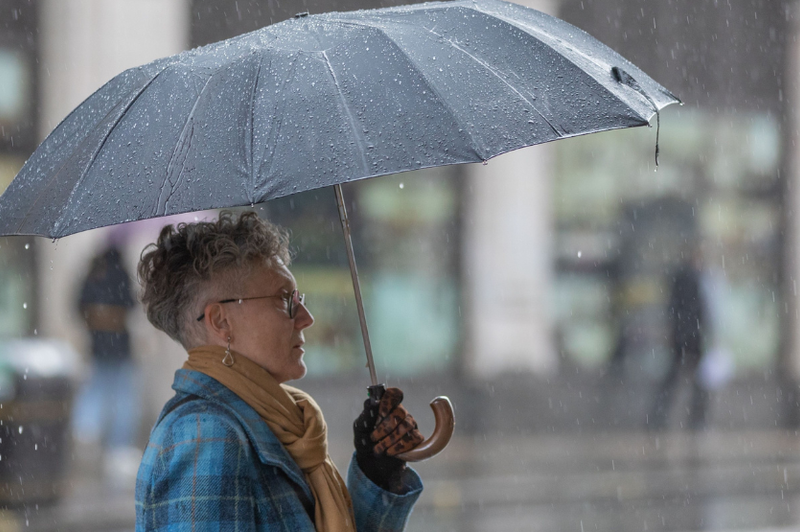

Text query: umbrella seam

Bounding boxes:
[320,50,370,177]
[247,55,263,204]
[339,20,489,161]
[157,70,217,216]
[31,63,175,238]
[423,24,566,139]
[255,55,295,199]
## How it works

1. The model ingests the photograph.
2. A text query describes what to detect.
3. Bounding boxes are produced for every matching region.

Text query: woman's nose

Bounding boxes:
[294,301,314,329]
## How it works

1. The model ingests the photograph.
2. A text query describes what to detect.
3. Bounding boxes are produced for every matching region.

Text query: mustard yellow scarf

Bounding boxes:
[185,345,355,532]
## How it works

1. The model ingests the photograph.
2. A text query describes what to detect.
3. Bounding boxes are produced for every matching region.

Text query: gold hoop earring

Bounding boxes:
[222,336,234,367]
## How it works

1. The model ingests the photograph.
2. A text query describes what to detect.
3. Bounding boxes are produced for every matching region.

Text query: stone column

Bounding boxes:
[36,0,190,422]
[463,147,557,378]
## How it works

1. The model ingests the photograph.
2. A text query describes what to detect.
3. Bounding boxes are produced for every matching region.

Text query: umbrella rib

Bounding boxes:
[425,25,564,138]
[320,50,369,176]
[247,56,263,201]
[362,23,487,160]
[254,56,293,196]
[157,71,216,215]
[27,65,173,237]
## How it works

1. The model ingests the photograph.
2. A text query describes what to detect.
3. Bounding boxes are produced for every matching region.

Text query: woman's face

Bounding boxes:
[224,259,314,383]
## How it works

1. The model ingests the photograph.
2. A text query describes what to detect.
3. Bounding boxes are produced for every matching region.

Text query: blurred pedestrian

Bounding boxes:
[73,245,141,473]
[648,250,709,430]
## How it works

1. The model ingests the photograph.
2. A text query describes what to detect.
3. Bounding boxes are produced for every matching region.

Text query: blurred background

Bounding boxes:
[1,0,800,530]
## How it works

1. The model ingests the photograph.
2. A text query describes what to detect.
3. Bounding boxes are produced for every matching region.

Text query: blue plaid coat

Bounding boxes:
[135,369,423,531]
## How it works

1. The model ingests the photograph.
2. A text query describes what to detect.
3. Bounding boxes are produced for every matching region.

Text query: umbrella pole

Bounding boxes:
[334,184,379,386]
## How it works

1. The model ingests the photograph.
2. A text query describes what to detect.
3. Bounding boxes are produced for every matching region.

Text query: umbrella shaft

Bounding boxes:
[334,184,378,386]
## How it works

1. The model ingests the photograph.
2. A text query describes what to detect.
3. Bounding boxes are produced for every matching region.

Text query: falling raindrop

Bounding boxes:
[24,243,29,250]
[399,183,404,189]
[22,303,27,309]
[577,251,582,258]
[18,426,22,434]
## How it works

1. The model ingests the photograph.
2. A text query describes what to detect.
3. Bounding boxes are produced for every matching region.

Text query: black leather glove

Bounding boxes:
[353,386,423,493]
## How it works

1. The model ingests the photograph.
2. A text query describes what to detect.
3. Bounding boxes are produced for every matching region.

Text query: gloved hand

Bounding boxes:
[353,386,424,493]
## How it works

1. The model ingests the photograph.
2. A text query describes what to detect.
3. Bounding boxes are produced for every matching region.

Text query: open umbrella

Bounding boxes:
[0,0,679,459]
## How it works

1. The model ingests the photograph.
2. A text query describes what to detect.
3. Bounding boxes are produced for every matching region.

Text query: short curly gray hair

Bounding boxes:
[137,211,291,348]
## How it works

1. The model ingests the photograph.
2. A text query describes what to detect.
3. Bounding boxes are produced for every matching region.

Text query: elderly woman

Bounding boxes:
[134,211,424,531]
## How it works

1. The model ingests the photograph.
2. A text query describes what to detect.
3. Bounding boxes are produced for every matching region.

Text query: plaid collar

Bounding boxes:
[167,368,310,496]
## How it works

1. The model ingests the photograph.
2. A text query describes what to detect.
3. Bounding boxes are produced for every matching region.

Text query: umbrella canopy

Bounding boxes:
[0,0,678,239]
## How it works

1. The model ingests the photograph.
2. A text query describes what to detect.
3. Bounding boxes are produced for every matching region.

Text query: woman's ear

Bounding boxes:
[204,303,232,343]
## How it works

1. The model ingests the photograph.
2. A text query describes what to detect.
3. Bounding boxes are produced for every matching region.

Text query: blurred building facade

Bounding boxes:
[0,0,37,339]
[555,0,794,408]
[0,0,799,435]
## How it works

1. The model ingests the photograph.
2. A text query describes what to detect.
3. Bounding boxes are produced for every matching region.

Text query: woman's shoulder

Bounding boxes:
[140,394,261,481]
[137,395,265,505]
[152,394,250,449]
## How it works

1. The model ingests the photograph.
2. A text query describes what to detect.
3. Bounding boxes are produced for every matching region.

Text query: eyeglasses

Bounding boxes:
[196,289,306,322]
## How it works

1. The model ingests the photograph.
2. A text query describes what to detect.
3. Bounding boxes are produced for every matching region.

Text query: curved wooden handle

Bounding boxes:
[395,396,455,462]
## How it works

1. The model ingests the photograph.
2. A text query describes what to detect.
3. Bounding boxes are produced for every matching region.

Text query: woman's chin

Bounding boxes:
[284,361,307,383]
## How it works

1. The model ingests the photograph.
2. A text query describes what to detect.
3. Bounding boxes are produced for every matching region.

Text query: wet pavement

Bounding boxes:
[5,428,800,532]
[4,442,136,532]
[408,430,800,532]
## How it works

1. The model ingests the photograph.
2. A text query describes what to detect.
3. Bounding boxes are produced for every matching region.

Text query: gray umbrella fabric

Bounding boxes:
[0,0,679,238]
